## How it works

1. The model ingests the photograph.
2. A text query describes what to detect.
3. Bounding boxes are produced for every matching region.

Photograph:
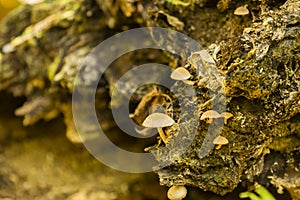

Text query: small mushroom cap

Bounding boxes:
[213,136,229,145]
[170,67,191,80]
[200,110,221,120]
[142,113,175,128]
[167,185,187,200]
[220,112,234,119]
[234,6,249,15]
[197,50,215,63]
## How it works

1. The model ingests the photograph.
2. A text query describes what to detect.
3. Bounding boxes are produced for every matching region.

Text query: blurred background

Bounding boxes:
[0,0,20,20]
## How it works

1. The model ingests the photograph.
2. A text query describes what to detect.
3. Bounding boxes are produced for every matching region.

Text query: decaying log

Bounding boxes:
[0,0,299,198]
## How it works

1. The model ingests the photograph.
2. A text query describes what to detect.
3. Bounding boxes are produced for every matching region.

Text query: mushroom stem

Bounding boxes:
[216,144,222,150]
[224,118,228,125]
[183,80,195,85]
[206,118,213,124]
[157,127,168,143]
[159,93,173,102]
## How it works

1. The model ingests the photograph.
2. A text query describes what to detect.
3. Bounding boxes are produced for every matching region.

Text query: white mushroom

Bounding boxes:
[142,113,175,143]
[213,136,229,150]
[234,5,249,15]
[197,50,215,64]
[134,126,157,136]
[200,110,221,124]
[167,185,187,200]
[170,67,191,80]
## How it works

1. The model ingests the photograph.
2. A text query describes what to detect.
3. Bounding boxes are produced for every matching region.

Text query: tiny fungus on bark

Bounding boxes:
[200,110,221,124]
[234,5,249,15]
[197,77,207,88]
[213,136,229,149]
[170,67,191,80]
[220,112,234,124]
[197,50,215,63]
[167,185,187,200]
[142,113,175,143]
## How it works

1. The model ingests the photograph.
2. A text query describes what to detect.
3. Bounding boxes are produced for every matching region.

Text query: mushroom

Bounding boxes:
[213,135,229,150]
[234,5,249,15]
[200,110,221,124]
[142,113,175,143]
[167,185,187,200]
[220,112,234,124]
[197,50,215,63]
[197,77,207,88]
[170,67,191,80]
[134,126,157,136]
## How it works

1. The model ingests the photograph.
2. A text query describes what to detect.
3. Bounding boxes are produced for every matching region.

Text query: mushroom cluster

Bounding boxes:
[200,110,233,124]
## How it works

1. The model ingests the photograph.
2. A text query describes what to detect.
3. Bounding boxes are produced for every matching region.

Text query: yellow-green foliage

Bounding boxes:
[239,184,276,200]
